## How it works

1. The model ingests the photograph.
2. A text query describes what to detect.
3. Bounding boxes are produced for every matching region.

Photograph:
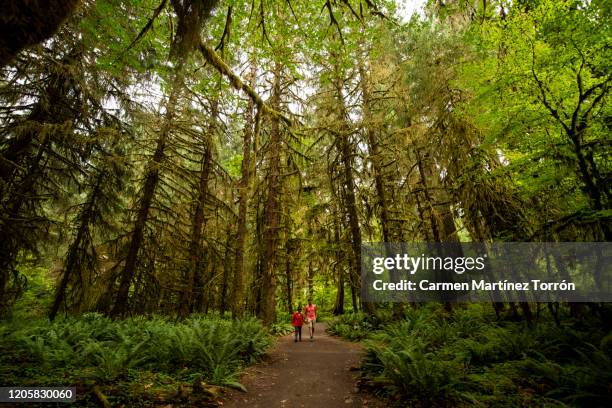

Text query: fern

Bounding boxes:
[0,314,271,389]
[357,304,612,406]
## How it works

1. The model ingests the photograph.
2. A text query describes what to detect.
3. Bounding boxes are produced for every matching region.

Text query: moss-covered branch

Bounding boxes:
[198,41,293,127]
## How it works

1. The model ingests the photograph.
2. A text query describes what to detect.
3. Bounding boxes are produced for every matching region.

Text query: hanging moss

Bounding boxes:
[170,0,219,58]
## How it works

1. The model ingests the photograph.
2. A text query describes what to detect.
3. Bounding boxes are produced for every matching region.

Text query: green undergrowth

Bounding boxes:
[270,321,294,336]
[328,304,612,407]
[0,313,272,406]
[327,309,393,341]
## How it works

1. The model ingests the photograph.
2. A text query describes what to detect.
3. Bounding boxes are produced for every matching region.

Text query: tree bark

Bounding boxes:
[258,61,283,326]
[285,246,293,314]
[307,259,314,298]
[49,175,102,320]
[335,84,369,314]
[219,223,234,314]
[332,213,345,315]
[231,59,257,317]
[0,0,79,68]
[110,60,184,317]
[179,99,215,318]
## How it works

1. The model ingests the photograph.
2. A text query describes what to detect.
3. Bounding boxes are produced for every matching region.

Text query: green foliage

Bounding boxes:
[333,305,612,407]
[460,0,611,239]
[270,321,294,336]
[327,312,378,341]
[0,314,271,405]
[10,264,54,319]
[0,1,610,406]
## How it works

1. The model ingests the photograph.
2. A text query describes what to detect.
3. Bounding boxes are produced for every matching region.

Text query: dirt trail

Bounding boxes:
[222,323,384,408]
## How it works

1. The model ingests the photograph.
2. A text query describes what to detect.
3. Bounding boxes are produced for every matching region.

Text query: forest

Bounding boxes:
[0,0,610,407]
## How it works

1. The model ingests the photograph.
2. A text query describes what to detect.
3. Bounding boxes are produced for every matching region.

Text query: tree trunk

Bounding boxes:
[258,61,282,326]
[332,215,345,315]
[359,51,404,316]
[49,175,102,320]
[415,147,462,310]
[231,60,257,317]
[0,0,79,68]
[0,136,51,314]
[347,256,359,312]
[307,260,314,298]
[219,224,233,314]
[335,80,370,314]
[0,49,79,315]
[326,189,345,315]
[333,266,345,315]
[110,60,184,317]
[180,110,215,318]
[285,248,293,314]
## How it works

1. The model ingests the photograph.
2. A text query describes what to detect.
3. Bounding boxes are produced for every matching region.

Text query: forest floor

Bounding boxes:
[221,323,385,408]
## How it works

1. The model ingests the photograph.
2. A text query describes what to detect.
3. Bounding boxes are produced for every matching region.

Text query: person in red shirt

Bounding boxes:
[304,298,317,341]
[291,305,304,342]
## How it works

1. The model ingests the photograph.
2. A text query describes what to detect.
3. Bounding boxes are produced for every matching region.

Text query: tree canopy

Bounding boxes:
[0,0,609,324]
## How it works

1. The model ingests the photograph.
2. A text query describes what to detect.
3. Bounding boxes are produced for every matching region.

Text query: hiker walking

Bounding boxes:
[291,304,304,342]
[304,298,317,341]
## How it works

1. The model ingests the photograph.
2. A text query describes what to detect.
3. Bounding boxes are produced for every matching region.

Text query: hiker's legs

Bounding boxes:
[298,326,302,341]
[308,319,315,338]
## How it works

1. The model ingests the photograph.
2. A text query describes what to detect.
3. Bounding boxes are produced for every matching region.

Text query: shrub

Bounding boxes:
[327,312,375,341]
[0,314,272,405]
[334,304,612,407]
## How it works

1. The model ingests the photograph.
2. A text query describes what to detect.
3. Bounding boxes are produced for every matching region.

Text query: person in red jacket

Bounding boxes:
[291,305,304,342]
